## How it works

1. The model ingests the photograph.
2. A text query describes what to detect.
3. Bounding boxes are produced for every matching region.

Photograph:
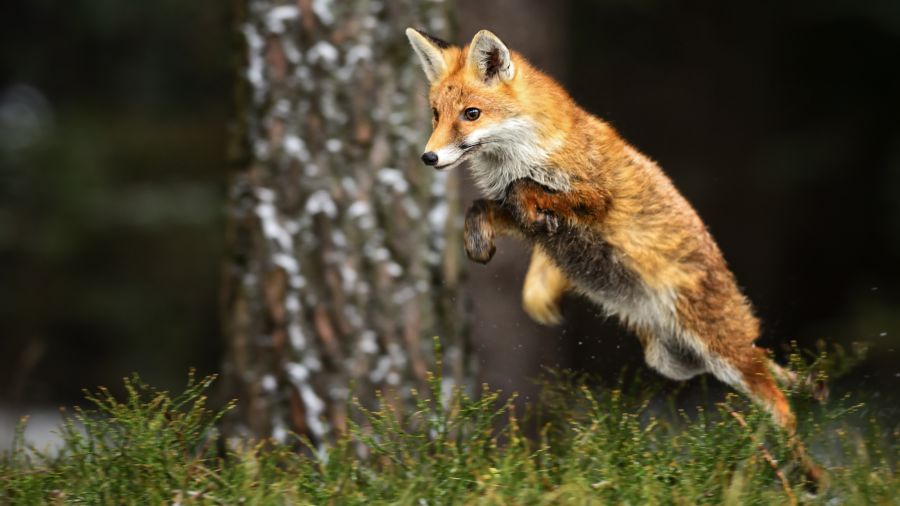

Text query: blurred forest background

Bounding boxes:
[1,0,898,422]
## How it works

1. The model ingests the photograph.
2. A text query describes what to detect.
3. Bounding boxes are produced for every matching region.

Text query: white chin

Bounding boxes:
[434,157,465,170]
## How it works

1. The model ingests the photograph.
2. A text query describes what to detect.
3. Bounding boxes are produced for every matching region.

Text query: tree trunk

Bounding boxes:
[222,0,467,444]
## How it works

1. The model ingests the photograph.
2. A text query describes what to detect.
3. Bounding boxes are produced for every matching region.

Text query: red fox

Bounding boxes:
[406,28,824,484]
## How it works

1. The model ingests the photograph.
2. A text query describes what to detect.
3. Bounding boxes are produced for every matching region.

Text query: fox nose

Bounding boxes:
[421,151,439,166]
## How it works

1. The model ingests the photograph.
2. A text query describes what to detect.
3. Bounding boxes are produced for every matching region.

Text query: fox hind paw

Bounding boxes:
[523,290,563,325]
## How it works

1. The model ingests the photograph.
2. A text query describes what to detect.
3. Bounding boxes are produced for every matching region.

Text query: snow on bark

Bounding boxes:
[223,0,468,445]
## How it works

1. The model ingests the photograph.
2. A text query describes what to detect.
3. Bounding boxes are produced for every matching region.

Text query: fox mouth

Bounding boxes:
[435,159,465,170]
[434,141,490,170]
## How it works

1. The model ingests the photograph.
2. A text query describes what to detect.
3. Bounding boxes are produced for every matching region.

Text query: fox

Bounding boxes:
[405,27,824,484]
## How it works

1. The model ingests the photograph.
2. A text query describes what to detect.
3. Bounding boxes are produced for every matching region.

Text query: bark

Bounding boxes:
[223,0,467,444]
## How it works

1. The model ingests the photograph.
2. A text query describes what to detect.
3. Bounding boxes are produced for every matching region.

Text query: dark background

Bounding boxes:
[1,1,898,408]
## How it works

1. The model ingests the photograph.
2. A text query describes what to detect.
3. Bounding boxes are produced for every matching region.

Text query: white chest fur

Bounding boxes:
[465,117,570,199]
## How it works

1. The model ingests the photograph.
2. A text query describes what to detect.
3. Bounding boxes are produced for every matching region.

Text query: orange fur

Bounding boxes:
[522,246,569,325]
[407,28,824,485]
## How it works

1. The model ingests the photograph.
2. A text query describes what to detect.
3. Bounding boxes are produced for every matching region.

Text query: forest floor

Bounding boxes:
[1,346,897,505]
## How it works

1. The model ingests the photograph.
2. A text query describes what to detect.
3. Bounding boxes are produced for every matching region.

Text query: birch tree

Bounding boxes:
[222,0,467,444]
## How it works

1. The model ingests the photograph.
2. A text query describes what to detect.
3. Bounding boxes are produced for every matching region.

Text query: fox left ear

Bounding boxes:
[406,27,451,83]
[467,30,515,84]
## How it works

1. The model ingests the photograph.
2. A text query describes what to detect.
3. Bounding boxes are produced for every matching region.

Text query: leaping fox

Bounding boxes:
[406,28,824,485]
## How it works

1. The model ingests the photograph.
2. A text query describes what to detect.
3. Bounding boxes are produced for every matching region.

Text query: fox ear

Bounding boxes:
[405,28,450,83]
[467,30,514,84]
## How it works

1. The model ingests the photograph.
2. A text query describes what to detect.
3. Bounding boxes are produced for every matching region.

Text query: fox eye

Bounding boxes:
[463,108,481,121]
[432,107,439,121]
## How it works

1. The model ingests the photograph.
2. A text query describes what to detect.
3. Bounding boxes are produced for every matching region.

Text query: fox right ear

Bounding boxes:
[467,30,515,84]
[405,28,450,83]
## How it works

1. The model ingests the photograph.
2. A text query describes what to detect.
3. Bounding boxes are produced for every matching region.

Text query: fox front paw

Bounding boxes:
[532,209,559,235]
[506,179,560,236]
[464,200,497,264]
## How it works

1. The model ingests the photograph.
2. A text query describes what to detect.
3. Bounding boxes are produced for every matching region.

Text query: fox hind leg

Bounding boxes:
[522,246,570,325]
[465,200,571,325]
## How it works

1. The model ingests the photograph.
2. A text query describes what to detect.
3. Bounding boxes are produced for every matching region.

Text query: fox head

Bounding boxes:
[405,28,572,199]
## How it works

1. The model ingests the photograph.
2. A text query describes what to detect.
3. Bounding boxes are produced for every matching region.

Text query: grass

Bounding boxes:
[1,343,897,505]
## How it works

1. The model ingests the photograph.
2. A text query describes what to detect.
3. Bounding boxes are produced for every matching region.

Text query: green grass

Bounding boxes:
[1,347,897,505]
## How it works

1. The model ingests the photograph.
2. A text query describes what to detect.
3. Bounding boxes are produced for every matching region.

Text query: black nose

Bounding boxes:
[421,151,438,166]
